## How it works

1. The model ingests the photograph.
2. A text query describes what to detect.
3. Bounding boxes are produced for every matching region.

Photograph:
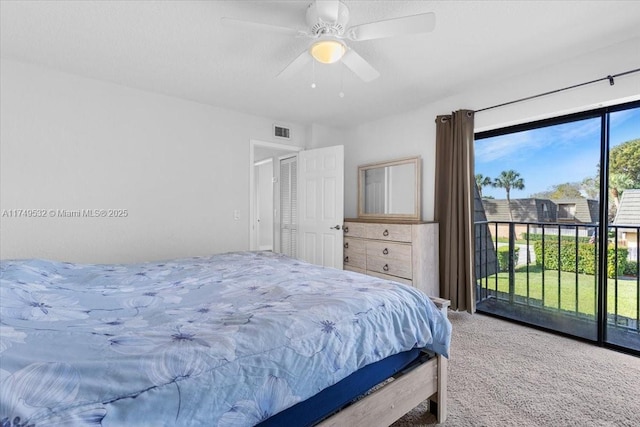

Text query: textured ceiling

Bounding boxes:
[2,1,639,128]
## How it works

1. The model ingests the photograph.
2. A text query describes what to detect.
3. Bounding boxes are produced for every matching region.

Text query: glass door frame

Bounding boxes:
[598,100,639,355]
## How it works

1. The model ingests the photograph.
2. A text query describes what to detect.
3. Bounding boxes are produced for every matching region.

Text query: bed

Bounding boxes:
[0,251,451,426]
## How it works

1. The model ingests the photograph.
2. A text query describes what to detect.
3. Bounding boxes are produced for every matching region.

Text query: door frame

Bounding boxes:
[249,139,301,251]
[255,157,274,251]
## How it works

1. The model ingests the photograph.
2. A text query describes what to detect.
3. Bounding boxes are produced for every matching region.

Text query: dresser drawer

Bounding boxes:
[343,236,366,270]
[343,222,366,238]
[365,223,412,242]
[366,255,412,280]
[344,252,366,270]
[366,240,412,261]
[343,237,365,254]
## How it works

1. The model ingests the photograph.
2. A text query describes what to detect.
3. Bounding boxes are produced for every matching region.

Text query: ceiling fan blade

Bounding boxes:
[341,49,380,82]
[348,12,436,41]
[220,17,304,36]
[313,0,340,24]
[277,50,312,80]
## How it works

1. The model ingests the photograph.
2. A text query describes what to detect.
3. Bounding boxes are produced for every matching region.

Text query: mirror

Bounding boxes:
[357,156,421,221]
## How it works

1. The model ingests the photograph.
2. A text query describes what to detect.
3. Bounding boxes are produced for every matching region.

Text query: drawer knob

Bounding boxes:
[344,226,349,234]
[344,242,349,249]
[383,229,389,237]
[344,256,349,263]
[382,248,389,255]
[383,264,389,272]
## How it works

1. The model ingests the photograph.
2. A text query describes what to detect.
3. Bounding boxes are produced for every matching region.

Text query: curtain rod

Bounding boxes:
[475,67,640,113]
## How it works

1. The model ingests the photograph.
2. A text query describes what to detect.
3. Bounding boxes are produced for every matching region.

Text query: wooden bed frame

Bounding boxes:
[317,297,450,426]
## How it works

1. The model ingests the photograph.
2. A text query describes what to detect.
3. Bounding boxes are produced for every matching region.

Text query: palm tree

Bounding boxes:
[493,170,525,221]
[475,174,492,198]
[608,172,634,220]
[609,172,633,209]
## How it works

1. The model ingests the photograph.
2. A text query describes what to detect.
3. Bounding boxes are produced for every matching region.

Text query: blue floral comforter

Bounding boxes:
[0,251,451,426]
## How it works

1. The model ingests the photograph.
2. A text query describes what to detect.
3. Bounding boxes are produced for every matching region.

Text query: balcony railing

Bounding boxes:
[474,221,639,350]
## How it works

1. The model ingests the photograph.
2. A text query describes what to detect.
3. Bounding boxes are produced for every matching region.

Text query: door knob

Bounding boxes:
[330,225,341,230]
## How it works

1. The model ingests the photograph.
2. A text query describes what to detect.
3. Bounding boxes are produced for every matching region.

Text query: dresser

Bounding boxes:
[343,219,440,297]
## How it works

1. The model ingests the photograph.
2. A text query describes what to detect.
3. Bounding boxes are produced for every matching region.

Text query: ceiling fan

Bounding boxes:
[221,0,435,82]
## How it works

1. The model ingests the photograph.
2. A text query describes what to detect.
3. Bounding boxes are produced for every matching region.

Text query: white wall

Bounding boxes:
[307,123,350,149]
[0,59,306,263]
[313,37,640,220]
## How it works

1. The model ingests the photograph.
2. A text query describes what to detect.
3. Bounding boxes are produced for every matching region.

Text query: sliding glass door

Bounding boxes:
[605,106,640,352]
[474,100,640,355]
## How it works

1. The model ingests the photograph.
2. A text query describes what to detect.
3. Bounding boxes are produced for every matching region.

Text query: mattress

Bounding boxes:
[0,251,451,426]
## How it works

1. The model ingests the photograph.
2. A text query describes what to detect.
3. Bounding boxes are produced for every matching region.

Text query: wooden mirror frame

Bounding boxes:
[357,156,422,221]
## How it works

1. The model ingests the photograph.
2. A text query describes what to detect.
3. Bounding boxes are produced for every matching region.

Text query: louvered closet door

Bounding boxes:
[280,156,297,258]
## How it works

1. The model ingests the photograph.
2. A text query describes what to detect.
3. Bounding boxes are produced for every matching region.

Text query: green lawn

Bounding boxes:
[480,265,639,319]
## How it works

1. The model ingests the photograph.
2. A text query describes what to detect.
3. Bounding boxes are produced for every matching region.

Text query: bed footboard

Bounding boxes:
[316,352,447,426]
[316,296,450,426]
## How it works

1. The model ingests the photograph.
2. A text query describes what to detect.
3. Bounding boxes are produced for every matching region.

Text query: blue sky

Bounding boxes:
[475,106,640,199]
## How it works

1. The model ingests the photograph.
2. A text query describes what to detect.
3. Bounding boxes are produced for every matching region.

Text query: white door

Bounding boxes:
[298,145,344,269]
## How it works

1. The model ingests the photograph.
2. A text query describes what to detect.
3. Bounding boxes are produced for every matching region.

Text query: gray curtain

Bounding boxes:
[434,110,476,313]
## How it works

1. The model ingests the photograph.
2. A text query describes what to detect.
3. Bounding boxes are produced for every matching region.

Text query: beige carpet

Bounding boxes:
[392,312,640,427]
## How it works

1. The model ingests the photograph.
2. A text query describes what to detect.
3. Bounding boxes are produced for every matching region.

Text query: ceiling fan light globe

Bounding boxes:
[310,40,346,64]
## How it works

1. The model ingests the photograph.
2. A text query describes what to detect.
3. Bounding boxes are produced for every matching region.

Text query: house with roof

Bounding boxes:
[481,198,556,239]
[481,197,599,239]
[553,198,599,224]
[613,189,640,261]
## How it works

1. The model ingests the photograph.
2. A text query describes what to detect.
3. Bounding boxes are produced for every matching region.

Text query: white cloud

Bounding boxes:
[475,132,535,163]
[475,117,601,164]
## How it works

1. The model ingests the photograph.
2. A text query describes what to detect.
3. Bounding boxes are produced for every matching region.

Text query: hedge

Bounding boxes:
[521,233,592,244]
[497,245,520,272]
[533,241,628,278]
[624,260,638,276]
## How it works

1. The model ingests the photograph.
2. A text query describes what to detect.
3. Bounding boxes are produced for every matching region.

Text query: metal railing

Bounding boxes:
[474,221,640,336]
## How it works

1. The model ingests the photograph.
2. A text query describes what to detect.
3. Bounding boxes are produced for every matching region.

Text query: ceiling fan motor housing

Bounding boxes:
[306,1,350,36]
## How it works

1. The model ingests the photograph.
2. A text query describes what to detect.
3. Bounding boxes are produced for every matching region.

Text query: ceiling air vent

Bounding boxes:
[273,124,291,140]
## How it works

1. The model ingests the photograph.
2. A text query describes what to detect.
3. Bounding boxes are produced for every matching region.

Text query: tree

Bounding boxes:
[610,138,640,188]
[493,170,525,221]
[530,182,583,200]
[475,174,492,198]
[581,176,599,199]
[608,139,640,217]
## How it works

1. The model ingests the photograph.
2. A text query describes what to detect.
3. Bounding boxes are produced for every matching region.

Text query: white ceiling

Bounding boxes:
[2,1,639,128]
